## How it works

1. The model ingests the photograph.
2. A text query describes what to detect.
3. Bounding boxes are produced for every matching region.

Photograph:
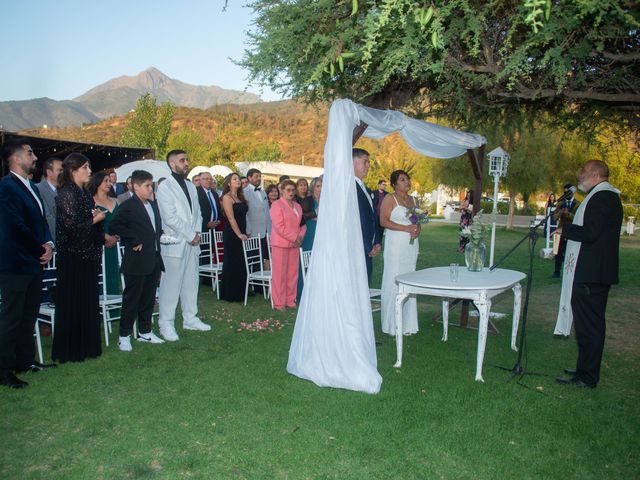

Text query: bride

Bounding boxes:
[379,170,420,336]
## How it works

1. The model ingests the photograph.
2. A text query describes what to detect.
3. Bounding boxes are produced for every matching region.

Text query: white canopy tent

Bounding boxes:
[287,99,486,394]
[115,160,170,182]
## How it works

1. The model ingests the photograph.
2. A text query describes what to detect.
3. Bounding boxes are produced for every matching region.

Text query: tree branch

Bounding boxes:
[496,87,640,104]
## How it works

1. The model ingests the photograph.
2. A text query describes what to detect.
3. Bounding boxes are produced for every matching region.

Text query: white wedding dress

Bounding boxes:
[381,196,419,336]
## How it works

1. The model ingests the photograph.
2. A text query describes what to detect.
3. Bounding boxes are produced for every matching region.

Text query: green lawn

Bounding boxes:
[2,224,638,479]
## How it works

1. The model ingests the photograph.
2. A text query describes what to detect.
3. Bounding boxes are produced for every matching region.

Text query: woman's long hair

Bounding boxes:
[221,172,246,203]
[87,171,108,197]
[58,153,90,188]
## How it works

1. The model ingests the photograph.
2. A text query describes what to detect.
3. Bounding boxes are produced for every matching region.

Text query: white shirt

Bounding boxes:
[143,201,156,232]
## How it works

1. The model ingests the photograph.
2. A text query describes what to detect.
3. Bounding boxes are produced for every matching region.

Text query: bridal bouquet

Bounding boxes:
[405,202,430,245]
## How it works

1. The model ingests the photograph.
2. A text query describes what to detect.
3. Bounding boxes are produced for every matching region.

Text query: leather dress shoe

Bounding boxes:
[556,376,596,388]
[564,368,577,375]
[1,372,28,389]
[15,362,57,373]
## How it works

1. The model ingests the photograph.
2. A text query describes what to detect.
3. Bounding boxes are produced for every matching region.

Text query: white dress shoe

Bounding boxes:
[118,336,132,352]
[137,331,165,344]
[183,319,212,331]
[160,327,180,342]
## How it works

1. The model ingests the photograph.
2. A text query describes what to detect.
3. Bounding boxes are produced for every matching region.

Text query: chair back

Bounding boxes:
[199,231,213,266]
[299,249,312,284]
[213,230,224,264]
[242,236,264,275]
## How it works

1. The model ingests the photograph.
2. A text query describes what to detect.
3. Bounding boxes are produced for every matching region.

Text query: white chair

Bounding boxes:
[242,236,273,307]
[299,249,312,284]
[198,231,223,299]
[99,247,123,347]
[35,253,57,363]
[369,288,382,313]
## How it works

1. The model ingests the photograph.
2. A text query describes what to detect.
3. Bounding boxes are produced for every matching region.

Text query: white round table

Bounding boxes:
[394,267,526,381]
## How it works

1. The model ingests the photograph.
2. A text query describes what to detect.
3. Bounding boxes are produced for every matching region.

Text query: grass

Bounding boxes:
[1,224,639,479]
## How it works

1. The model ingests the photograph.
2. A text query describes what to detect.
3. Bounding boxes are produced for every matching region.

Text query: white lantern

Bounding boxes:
[488,146,509,177]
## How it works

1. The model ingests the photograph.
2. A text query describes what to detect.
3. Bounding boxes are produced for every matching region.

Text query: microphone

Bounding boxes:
[556,186,577,204]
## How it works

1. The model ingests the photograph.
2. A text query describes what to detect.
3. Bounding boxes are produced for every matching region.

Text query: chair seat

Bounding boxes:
[99,294,122,305]
[248,270,272,280]
[39,304,55,316]
[199,264,222,273]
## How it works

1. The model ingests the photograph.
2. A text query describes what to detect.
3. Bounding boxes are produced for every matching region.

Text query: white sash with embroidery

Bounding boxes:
[554,181,620,335]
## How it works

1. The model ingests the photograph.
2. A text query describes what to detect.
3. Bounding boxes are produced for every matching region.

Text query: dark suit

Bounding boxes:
[196,186,220,232]
[356,181,381,281]
[109,183,125,198]
[562,187,622,386]
[109,195,164,337]
[0,172,53,374]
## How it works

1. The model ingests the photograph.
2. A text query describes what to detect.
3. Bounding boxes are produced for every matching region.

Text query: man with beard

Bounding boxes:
[156,150,211,341]
[0,139,56,388]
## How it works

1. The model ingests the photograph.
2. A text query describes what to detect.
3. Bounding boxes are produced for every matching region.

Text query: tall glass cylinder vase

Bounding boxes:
[465,241,486,272]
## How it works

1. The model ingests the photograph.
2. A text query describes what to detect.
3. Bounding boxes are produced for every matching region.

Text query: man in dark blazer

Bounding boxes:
[109,170,165,351]
[555,160,622,388]
[0,139,56,388]
[353,148,382,282]
[109,171,125,198]
[35,157,62,242]
[196,171,221,233]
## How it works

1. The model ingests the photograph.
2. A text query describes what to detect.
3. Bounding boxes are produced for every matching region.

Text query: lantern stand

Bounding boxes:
[487,147,509,267]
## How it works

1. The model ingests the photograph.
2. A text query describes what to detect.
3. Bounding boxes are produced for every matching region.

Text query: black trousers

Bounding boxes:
[554,237,568,273]
[0,272,42,373]
[120,260,161,337]
[571,282,610,386]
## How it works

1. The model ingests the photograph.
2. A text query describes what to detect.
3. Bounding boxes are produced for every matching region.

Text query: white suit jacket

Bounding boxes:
[156,176,201,258]
[243,185,271,237]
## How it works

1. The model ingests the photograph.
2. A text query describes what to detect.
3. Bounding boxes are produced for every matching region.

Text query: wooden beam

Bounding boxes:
[352,122,369,145]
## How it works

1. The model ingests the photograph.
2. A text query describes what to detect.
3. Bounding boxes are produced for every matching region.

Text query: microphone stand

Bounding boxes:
[490,206,557,382]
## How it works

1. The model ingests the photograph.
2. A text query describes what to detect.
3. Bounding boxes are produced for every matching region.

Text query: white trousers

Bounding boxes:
[158,247,200,329]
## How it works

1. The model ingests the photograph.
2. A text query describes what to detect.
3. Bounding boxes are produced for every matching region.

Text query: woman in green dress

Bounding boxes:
[88,172,120,298]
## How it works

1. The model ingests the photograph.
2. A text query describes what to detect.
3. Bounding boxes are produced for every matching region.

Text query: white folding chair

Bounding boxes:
[35,253,57,363]
[212,230,224,298]
[369,288,382,313]
[99,247,123,347]
[299,249,312,285]
[242,236,273,308]
[198,231,223,298]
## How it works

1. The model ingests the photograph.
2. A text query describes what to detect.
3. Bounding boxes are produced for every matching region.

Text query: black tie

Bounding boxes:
[255,187,261,192]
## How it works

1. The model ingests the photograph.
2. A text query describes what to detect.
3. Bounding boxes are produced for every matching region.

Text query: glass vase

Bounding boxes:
[464,241,486,272]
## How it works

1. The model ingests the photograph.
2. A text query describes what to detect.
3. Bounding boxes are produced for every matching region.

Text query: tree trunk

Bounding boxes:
[507,190,516,229]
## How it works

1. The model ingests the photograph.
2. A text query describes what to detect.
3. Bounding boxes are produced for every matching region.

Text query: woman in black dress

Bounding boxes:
[52,154,105,362]
[220,173,249,302]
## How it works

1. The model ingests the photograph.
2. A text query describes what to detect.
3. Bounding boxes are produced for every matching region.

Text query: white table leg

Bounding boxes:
[441,298,449,342]
[511,283,522,351]
[394,292,409,368]
[473,293,492,382]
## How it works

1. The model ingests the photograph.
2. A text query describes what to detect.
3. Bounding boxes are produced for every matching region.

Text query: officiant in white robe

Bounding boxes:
[156,150,211,342]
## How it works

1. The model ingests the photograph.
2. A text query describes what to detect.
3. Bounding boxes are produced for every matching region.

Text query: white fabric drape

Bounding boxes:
[287,99,485,394]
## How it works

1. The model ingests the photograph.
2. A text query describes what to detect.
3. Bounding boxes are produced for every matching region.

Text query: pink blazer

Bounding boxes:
[269,198,306,248]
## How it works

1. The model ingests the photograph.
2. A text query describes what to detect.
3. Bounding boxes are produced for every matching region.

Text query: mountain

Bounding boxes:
[0,98,98,131]
[0,67,263,130]
[73,67,262,118]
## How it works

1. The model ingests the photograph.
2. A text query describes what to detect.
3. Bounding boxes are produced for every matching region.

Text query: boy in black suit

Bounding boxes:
[109,170,165,351]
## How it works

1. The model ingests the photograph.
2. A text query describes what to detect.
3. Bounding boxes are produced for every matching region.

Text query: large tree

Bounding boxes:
[121,94,175,158]
[241,1,639,129]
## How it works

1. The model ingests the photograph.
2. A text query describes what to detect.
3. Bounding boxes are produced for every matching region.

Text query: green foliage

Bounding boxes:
[242,1,639,129]
[121,94,175,158]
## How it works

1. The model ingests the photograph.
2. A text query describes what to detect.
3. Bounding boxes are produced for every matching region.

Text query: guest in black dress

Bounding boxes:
[220,173,249,302]
[52,154,105,362]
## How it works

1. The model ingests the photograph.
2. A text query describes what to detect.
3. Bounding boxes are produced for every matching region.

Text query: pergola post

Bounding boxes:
[352,122,369,145]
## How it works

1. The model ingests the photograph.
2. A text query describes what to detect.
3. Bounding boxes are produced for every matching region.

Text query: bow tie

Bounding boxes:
[255,187,261,191]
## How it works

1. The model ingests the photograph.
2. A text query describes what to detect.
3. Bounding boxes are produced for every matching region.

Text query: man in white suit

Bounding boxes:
[156,150,211,341]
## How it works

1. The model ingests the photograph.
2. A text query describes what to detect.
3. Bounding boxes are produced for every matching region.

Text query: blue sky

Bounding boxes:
[0,0,283,102]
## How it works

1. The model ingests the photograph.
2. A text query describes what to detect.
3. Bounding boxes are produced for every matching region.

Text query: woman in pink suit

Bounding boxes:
[269,180,306,311]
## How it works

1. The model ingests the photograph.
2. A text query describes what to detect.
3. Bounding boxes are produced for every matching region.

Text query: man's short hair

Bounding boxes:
[563,183,574,191]
[43,157,62,172]
[378,179,386,186]
[131,170,153,185]
[166,149,186,167]
[1,138,30,167]
[279,174,290,183]
[192,173,201,180]
[247,168,261,178]
[352,148,369,160]
[586,160,609,178]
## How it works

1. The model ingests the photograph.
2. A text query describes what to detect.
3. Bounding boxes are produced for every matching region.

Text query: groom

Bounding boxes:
[353,148,381,282]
